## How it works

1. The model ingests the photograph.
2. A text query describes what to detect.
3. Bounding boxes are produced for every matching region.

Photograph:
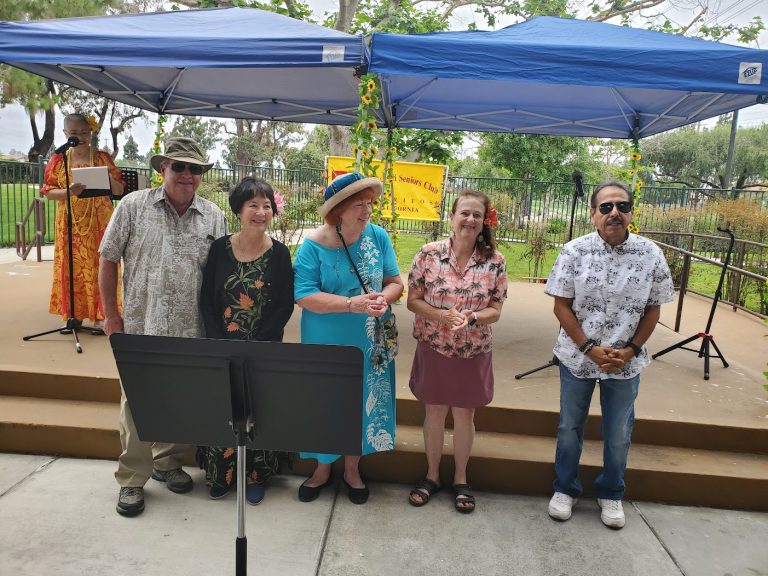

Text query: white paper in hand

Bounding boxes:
[71,166,112,198]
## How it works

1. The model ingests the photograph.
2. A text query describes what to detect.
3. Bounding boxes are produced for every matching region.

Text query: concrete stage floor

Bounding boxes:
[2,249,766,430]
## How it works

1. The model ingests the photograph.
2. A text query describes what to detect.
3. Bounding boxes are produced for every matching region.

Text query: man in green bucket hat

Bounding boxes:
[99,137,226,517]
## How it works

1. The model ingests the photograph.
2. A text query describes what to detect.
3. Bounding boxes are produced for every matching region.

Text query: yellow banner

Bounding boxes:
[326,156,445,221]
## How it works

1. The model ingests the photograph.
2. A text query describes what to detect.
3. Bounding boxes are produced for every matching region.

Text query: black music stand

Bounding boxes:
[110,334,364,576]
[652,227,734,380]
[514,171,585,379]
[117,168,141,199]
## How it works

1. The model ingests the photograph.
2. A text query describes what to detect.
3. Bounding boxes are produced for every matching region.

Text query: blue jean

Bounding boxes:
[554,364,640,500]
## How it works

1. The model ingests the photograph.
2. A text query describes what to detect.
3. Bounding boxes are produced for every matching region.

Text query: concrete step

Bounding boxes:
[363,425,768,511]
[0,396,120,459]
[396,398,768,455]
[2,396,766,510]
[2,368,767,456]
[0,369,120,403]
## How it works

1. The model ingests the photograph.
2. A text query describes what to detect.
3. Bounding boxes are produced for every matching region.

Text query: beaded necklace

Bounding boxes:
[58,147,97,236]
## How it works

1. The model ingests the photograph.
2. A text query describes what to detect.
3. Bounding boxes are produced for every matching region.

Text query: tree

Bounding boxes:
[0,0,121,161]
[223,119,304,170]
[168,115,224,154]
[122,135,141,162]
[59,90,145,158]
[642,123,768,191]
[476,132,600,181]
[284,125,330,171]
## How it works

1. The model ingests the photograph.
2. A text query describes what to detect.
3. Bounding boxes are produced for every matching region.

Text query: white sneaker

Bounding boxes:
[597,498,626,529]
[548,492,577,521]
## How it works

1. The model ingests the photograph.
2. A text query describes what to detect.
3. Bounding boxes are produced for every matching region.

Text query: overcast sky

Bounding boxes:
[1,0,767,160]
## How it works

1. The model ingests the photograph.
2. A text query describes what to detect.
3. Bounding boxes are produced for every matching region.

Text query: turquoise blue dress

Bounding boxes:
[294,223,399,464]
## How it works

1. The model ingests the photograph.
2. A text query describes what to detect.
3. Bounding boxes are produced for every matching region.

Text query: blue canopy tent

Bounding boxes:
[0,7,369,126]
[369,17,768,138]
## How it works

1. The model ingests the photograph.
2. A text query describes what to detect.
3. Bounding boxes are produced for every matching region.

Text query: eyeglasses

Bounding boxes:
[597,201,633,214]
[170,162,205,176]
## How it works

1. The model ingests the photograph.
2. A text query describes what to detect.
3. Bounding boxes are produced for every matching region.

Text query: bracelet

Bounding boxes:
[627,341,642,357]
[346,297,352,313]
[469,311,478,326]
[579,338,597,354]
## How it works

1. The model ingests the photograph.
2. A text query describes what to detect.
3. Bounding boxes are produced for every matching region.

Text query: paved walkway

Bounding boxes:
[1,452,767,576]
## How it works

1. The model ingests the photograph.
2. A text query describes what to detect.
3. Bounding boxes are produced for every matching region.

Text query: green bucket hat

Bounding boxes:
[150,137,213,173]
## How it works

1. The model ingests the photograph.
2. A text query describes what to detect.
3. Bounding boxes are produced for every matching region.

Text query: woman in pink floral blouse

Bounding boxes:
[406,190,508,514]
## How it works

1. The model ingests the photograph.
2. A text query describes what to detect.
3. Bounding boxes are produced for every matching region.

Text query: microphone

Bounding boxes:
[54,136,80,154]
[571,170,585,198]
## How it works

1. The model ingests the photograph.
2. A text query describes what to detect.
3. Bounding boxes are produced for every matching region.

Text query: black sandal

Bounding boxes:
[409,478,441,507]
[452,484,476,514]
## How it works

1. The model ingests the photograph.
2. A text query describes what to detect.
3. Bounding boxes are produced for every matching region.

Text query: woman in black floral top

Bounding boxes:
[199,177,294,504]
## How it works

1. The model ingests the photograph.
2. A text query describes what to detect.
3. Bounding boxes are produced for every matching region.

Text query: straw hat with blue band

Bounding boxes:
[319,172,383,219]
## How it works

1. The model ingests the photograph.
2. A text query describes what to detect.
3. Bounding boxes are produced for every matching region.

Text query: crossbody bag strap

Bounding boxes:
[336,225,370,294]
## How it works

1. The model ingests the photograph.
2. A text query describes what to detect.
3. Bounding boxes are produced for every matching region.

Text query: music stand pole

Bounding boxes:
[652,227,733,380]
[514,172,584,380]
[23,145,85,353]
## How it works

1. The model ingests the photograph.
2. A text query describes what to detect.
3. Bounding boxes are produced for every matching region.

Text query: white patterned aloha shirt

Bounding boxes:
[545,231,675,379]
[99,187,226,337]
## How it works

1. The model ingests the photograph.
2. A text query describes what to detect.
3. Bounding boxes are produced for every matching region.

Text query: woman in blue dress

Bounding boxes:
[294,172,403,504]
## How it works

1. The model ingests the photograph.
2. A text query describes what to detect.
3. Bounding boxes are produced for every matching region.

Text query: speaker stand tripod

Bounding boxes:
[652,227,733,380]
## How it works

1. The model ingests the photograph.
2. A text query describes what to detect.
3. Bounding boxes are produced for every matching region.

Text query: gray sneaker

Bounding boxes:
[597,498,626,529]
[116,487,144,517]
[152,468,193,494]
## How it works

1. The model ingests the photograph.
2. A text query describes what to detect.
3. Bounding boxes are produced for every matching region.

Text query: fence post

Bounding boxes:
[675,252,691,333]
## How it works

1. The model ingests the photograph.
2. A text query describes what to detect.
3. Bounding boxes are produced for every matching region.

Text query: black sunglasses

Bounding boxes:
[170,162,205,176]
[597,201,633,214]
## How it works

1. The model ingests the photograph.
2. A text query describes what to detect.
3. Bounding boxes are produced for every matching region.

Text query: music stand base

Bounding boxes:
[652,332,728,381]
[515,356,559,379]
[23,317,83,353]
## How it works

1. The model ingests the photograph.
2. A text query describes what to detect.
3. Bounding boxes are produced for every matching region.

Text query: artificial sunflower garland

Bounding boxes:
[627,144,642,234]
[150,114,167,187]
[353,72,400,255]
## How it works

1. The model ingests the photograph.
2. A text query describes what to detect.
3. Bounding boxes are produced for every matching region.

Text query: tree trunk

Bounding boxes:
[335,0,360,32]
[27,80,57,163]
[327,0,360,161]
[329,125,350,157]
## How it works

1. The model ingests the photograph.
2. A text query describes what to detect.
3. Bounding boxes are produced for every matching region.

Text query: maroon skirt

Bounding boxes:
[409,341,494,408]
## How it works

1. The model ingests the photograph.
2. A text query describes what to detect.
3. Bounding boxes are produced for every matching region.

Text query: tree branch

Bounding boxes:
[590,0,666,22]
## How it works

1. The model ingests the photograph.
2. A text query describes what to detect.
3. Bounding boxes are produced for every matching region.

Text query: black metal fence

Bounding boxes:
[2,158,766,248]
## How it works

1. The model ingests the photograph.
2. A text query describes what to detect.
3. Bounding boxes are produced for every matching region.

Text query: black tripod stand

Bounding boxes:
[514,171,585,380]
[652,227,733,380]
[23,137,93,353]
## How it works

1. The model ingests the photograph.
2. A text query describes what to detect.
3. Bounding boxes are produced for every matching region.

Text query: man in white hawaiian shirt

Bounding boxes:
[544,180,674,529]
[99,137,226,517]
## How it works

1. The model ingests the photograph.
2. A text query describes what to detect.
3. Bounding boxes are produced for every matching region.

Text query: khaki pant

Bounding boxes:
[114,389,189,487]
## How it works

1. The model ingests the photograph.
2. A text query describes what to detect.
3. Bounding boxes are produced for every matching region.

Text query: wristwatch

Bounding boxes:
[579,339,597,354]
[469,311,478,326]
[346,297,352,313]
[627,341,642,357]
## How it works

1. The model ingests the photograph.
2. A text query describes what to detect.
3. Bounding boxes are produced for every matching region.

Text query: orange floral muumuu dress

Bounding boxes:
[41,150,123,321]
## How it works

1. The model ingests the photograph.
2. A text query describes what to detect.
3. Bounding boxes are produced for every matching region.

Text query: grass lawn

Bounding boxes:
[394,231,559,281]
[687,262,766,314]
[0,184,55,246]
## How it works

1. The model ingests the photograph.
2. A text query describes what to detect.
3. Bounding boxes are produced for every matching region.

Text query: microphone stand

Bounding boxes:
[652,227,733,380]
[514,171,584,380]
[23,138,87,353]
